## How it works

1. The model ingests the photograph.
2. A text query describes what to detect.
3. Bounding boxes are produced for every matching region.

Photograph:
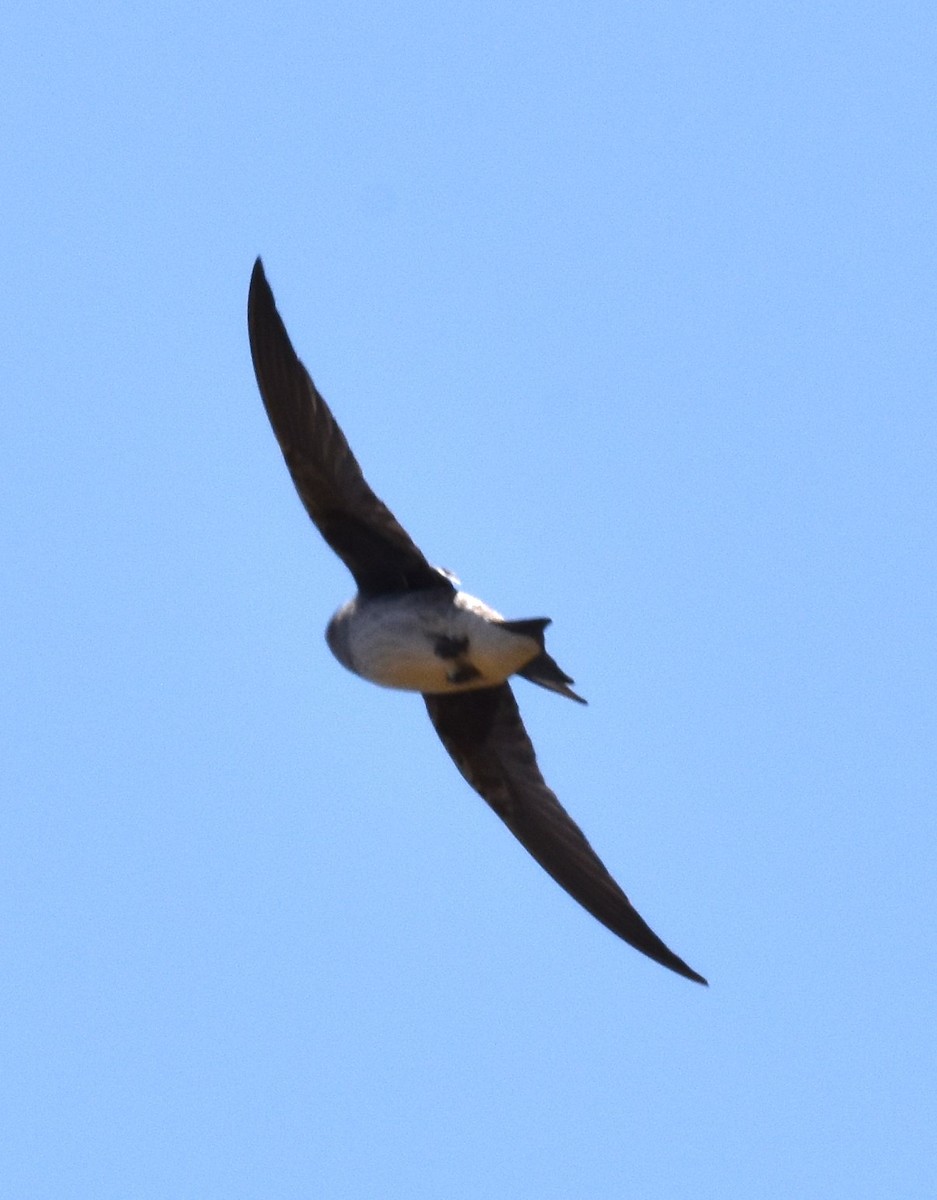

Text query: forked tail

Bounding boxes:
[499,617,587,704]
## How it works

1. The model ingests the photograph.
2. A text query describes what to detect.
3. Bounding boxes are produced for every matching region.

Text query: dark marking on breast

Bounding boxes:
[434,634,470,660]
[447,662,483,684]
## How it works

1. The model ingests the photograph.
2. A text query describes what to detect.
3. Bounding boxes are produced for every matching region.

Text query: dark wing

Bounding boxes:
[424,686,707,985]
[247,258,451,595]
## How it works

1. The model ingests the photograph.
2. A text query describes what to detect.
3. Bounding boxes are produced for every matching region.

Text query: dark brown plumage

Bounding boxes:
[424,687,706,983]
[248,260,449,596]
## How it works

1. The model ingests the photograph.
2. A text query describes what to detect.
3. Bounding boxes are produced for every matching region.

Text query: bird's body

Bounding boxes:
[247,257,706,986]
[326,589,543,694]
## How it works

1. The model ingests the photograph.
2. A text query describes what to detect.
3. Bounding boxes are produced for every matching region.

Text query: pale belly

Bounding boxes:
[326,591,540,694]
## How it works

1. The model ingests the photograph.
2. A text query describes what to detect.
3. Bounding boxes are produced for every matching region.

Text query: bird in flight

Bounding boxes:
[247,258,706,985]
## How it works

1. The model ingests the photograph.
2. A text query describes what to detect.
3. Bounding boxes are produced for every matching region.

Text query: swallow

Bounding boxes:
[247,257,706,985]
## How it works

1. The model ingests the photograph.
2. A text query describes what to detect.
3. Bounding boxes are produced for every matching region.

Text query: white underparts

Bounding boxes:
[325,590,541,694]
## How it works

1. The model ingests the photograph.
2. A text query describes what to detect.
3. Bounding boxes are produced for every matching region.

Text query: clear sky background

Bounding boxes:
[3,3,935,1197]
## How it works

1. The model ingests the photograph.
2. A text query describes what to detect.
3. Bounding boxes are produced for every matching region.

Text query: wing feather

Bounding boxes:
[424,686,706,984]
[247,258,450,595]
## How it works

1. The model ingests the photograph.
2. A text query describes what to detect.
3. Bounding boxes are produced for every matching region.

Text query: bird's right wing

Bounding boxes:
[248,258,450,595]
[424,685,706,984]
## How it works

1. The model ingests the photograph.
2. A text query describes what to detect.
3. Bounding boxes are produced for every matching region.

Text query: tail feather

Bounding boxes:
[498,617,551,646]
[498,616,586,704]
[518,650,587,705]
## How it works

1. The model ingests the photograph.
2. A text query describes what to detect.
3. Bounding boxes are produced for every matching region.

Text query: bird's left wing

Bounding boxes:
[424,686,707,984]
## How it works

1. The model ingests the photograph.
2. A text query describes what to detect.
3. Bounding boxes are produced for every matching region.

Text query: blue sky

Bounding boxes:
[3,2,935,1196]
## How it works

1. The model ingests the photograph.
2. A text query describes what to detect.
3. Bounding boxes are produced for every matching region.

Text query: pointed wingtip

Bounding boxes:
[656,945,708,985]
[625,915,708,986]
[249,256,269,299]
[248,258,281,340]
